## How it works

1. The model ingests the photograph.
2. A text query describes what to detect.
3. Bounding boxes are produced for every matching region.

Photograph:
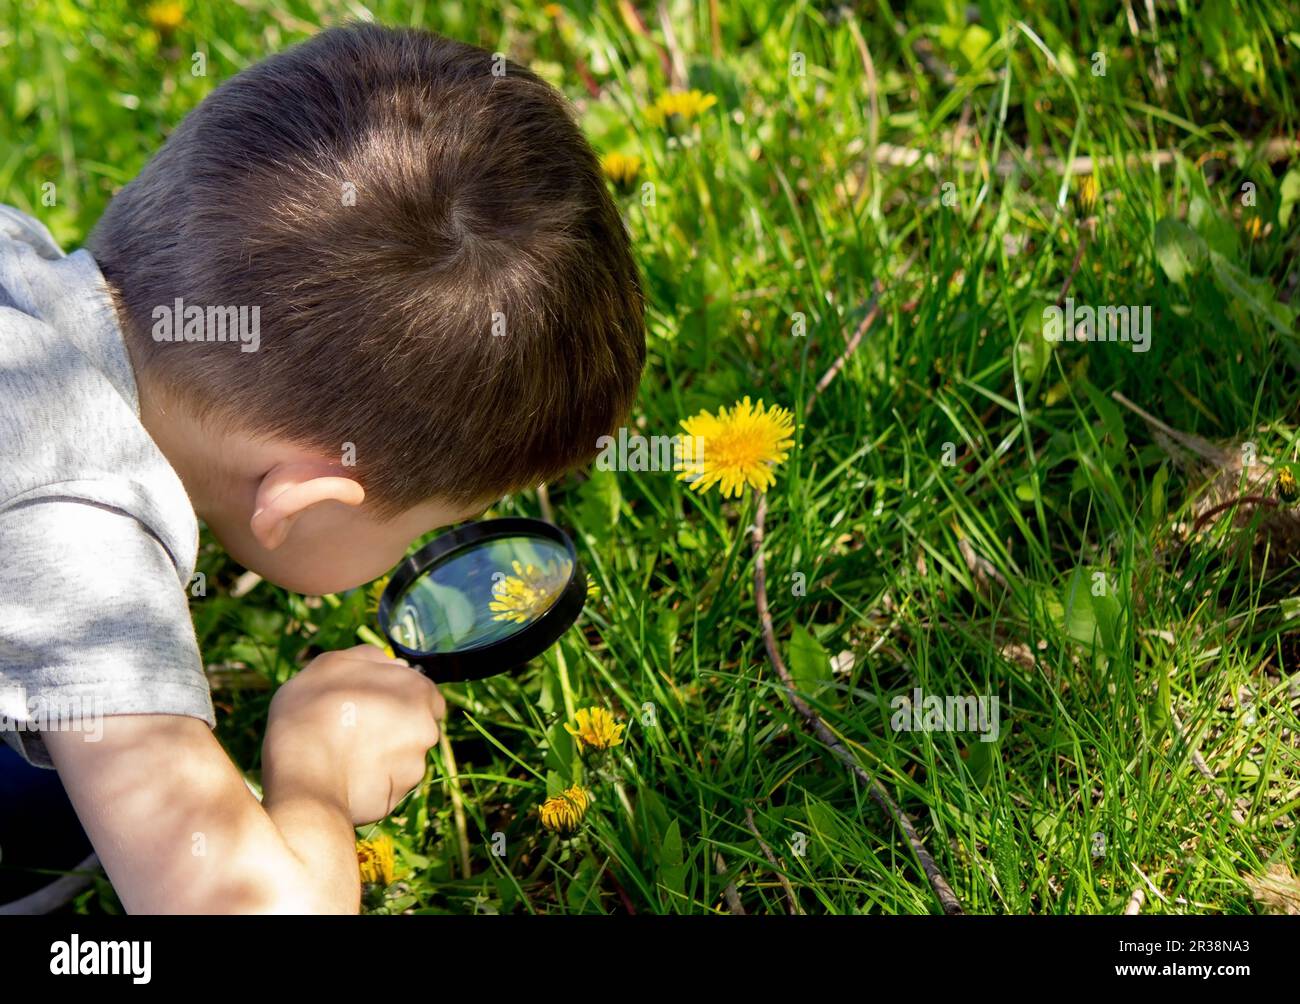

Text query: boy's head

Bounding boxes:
[88,24,644,594]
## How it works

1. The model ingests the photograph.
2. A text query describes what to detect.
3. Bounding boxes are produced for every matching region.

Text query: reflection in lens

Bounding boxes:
[390,535,573,654]
[489,559,571,624]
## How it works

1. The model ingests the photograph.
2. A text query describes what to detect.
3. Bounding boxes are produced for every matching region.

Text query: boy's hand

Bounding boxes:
[43,644,445,913]
[264,644,445,824]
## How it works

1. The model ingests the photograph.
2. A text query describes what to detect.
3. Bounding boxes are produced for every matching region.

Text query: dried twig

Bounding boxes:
[1188,495,1278,539]
[805,282,884,417]
[745,807,801,915]
[751,494,965,915]
[804,250,920,419]
[714,852,746,915]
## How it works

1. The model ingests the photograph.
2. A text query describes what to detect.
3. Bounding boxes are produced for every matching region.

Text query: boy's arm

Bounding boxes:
[44,645,444,914]
[45,714,360,914]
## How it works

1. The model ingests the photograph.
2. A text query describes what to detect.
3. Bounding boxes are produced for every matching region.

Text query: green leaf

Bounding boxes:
[567,854,604,913]
[538,661,561,715]
[804,800,840,868]
[544,722,575,782]
[1154,218,1207,284]
[1082,380,1127,454]
[788,623,833,697]
[654,606,679,668]
[637,786,670,839]
[657,819,687,905]
[1209,251,1295,336]
[1279,168,1300,228]
[1016,305,1054,389]
[1150,463,1168,529]
[938,23,993,68]
[1188,195,1239,258]
[575,467,622,545]
[1059,567,1123,656]
[964,737,997,789]
[495,874,518,914]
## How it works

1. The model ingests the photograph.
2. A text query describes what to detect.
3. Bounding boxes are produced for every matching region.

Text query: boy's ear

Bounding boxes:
[249,460,366,551]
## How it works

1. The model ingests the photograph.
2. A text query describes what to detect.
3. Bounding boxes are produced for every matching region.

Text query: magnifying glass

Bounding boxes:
[376,518,587,681]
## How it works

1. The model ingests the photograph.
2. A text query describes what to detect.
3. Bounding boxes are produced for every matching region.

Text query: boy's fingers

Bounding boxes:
[428,684,446,721]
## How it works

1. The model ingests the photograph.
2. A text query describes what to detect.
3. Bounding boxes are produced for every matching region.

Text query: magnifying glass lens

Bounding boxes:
[387,529,576,653]
[379,518,586,680]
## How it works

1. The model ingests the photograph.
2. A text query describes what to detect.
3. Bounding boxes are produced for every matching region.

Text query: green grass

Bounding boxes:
[4,0,1299,914]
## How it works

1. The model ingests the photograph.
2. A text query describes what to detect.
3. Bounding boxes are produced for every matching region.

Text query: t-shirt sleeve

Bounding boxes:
[0,497,214,768]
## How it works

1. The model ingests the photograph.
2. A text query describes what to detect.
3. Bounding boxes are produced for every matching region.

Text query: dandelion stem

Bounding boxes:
[356,625,389,651]
[439,731,472,879]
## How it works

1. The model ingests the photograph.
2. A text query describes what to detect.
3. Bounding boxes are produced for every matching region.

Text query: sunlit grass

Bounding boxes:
[4,0,1298,914]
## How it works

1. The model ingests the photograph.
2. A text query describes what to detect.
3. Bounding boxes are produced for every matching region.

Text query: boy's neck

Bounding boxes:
[133,372,228,521]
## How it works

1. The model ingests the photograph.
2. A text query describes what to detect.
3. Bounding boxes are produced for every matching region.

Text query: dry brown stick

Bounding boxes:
[745,806,801,915]
[805,265,911,418]
[751,494,965,915]
[804,251,921,418]
[714,852,746,915]
[805,283,884,417]
[1172,494,1279,567]
[1189,495,1278,538]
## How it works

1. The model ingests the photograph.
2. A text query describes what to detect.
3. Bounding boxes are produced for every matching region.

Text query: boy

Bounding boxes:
[0,23,644,913]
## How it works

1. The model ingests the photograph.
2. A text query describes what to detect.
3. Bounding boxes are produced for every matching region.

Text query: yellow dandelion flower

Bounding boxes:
[538,785,593,834]
[601,152,642,191]
[1277,468,1299,503]
[356,834,395,886]
[1074,175,1099,218]
[1244,215,1264,241]
[646,89,718,127]
[564,707,626,752]
[677,396,795,498]
[146,1,184,33]
[489,559,569,624]
[543,3,563,18]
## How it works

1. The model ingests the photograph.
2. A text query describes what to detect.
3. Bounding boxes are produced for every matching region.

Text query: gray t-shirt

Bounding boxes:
[0,206,214,768]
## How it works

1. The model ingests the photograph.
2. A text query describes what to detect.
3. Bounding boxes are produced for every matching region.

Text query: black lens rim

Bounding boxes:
[377,517,586,682]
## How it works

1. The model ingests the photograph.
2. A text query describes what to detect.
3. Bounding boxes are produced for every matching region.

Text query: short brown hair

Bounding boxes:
[89,23,645,515]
